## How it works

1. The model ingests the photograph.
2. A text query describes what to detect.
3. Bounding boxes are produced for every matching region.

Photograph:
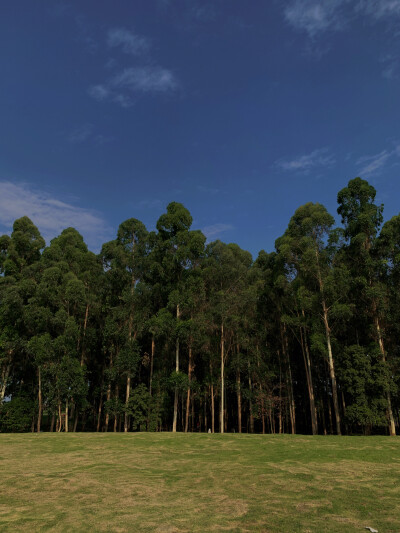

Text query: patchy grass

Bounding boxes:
[0,433,399,532]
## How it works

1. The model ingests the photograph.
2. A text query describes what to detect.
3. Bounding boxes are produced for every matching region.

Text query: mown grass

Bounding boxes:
[0,433,399,532]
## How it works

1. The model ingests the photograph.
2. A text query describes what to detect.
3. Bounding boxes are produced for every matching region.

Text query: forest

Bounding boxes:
[0,177,399,436]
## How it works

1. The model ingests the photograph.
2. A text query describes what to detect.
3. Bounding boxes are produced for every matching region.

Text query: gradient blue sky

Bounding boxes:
[1,0,399,254]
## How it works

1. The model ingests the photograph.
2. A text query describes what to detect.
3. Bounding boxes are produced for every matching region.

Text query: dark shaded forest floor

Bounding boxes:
[0,433,399,532]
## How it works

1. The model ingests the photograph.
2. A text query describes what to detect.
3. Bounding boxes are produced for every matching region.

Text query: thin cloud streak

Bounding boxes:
[202,223,234,239]
[285,0,400,37]
[275,148,335,173]
[112,67,178,93]
[0,181,111,251]
[107,28,150,55]
[357,144,400,176]
[284,0,349,37]
[89,66,178,107]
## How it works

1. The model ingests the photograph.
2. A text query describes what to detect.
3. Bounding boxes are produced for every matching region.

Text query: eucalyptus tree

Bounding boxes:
[101,218,149,432]
[152,202,205,432]
[0,217,45,408]
[276,203,345,434]
[203,240,252,433]
[337,177,396,435]
[256,250,296,434]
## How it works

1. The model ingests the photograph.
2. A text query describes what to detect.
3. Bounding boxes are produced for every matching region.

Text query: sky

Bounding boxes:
[1,0,400,255]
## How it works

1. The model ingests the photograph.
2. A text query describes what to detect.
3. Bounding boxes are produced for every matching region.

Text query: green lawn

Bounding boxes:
[0,433,399,532]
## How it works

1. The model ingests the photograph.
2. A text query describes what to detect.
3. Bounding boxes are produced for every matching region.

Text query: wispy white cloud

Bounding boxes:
[285,0,400,38]
[107,28,150,55]
[355,0,400,19]
[88,84,110,101]
[357,150,392,175]
[275,148,335,172]
[202,223,233,239]
[357,143,400,176]
[89,67,178,107]
[0,181,111,251]
[111,67,178,93]
[284,0,349,37]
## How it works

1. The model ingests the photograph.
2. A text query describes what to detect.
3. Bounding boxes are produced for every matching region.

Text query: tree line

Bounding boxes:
[1,177,399,435]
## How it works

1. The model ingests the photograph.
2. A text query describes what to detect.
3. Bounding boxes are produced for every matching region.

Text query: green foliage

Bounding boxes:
[0,395,34,432]
[1,186,400,436]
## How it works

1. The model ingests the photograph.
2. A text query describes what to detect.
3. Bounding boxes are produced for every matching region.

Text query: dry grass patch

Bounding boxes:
[0,433,399,532]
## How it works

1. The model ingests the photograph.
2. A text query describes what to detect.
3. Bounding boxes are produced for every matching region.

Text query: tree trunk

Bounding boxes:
[124,374,130,432]
[57,401,62,432]
[65,399,69,433]
[72,412,78,432]
[237,368,242,433]
[299,317,318,435]
[281,324,296,434]
[375,315,396,436]
[185,341,193,433]
[322,299,341,435]
[248,368,254,434]
[173,304,180,433]
[220,322,225,434]
[0,362,11,402]
[149,336,155,397]
[37,366,42,433]
[105,353,113,432]
[80,304,90,366]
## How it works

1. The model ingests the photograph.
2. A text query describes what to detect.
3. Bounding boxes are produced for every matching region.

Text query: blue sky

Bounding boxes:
[1,0,399,255]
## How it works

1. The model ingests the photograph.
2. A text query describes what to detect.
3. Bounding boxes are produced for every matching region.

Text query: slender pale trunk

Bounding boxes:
[37,366,42,433]
[173,304,180,433]
[96,371,104,432]
[80,304,90,367]
[105,383,111,432]
[281,324,296,434]
[65,399,69,433]
[299,315,318,435]
[149,336,155,397]
[255,346,266,434]
[237,369,242,433]
[185,340,193,433]
[124,375,130,432]
[57,401,62,432]
[105,353,113,432]
[322,300,341,435]
[375,315,396,436]
[248,362,254,433]
[278,352,282,434]
[125,243,136,433]
[313,244,341,435]
[1,362,11,402]
[220,322,225,434]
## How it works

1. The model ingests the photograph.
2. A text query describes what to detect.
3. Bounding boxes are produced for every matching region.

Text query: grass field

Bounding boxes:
[0,433,399,532]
